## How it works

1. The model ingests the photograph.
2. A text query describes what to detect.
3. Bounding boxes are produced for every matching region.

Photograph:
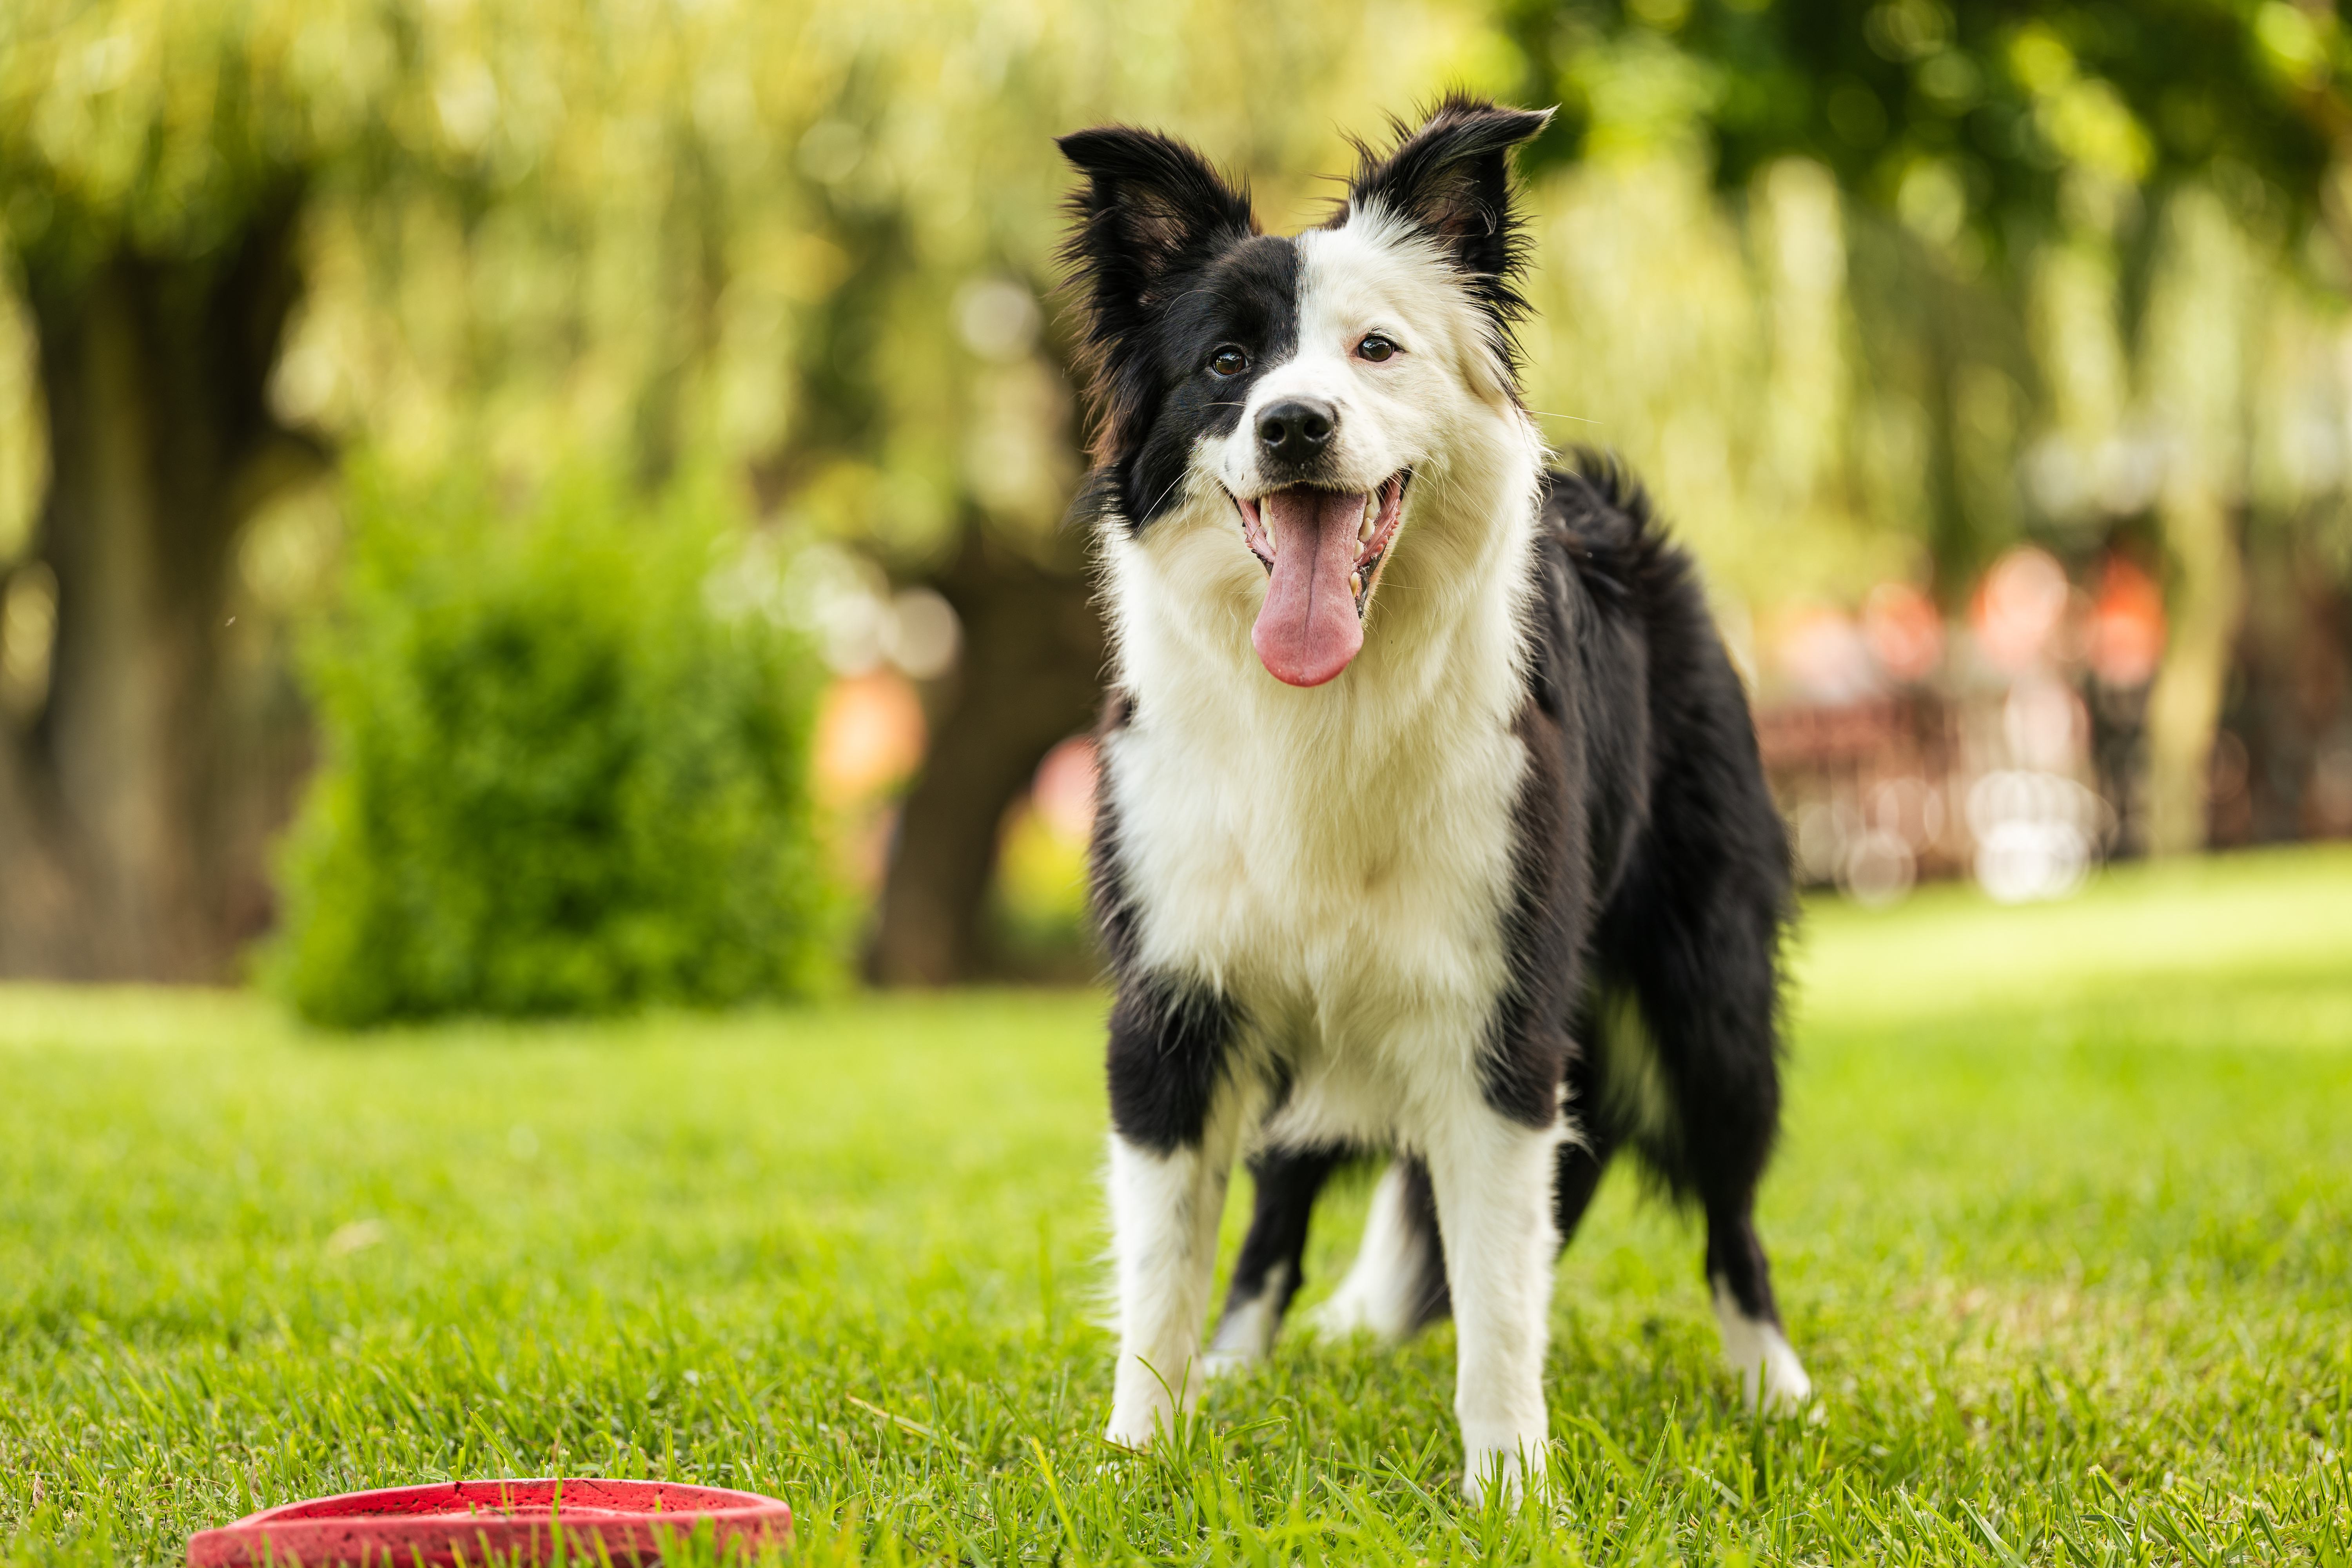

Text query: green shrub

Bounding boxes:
[267,463,837,1027]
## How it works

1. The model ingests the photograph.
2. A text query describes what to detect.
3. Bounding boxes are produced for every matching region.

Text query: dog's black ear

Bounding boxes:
[1057,127,1257,468]
[1057,125,1257,340]
[1345,94,1552,292]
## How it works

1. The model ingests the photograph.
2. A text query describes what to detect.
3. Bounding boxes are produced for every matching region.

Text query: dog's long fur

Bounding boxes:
[1058,96,1812,1503]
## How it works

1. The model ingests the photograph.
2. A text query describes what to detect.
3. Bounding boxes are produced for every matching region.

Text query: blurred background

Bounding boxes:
[0,0,2347,1014]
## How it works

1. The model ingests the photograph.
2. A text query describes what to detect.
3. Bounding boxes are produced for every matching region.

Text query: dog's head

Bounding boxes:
[1059,96,1550,687]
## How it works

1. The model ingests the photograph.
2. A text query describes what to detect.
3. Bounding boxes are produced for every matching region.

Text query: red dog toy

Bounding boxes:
[187,1478,791,1567]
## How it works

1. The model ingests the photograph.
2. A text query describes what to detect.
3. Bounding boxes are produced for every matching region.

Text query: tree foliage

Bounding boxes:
[1507,0,2348,267]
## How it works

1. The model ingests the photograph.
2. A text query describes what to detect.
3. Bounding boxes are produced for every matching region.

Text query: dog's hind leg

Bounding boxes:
[1673,977,1812,1417]
[1207,1144,1343,1372]
[1610,958,1812,1414]
[1304,1155,1451,1343]
[1601,866,1813,1416]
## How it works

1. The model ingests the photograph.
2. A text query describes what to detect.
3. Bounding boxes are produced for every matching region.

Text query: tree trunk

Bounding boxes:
[2138,186,2252,858]
[865,527,1103,986]
[0,197,316,979]
[2143,481,2243,855]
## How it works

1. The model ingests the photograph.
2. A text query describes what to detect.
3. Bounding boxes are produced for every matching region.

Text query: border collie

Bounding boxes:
[1057,96,1813,1504]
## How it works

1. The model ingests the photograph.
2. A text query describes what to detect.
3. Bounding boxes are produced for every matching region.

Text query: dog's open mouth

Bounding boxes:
[1231,471,1409,687]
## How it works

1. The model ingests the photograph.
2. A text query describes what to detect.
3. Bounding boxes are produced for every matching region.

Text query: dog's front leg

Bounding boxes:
[1104,1123,1237,1448]
[1102,979,1244,1451]
[1425,1107,1564,1506]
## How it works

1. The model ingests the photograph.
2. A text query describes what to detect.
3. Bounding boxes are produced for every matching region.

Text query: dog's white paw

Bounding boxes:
[1711,1282,1815,1419]
[1103,1397,1174,1452]
[1752,1338,1816,1420]
[1101,1416,1157,1452]
[1459,1436,1546,1508]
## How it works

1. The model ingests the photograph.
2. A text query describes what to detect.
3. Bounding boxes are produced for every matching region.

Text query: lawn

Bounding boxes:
[4,846,2350,1565]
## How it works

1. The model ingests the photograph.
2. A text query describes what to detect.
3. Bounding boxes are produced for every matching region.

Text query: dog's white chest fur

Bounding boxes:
[1101,486,1539,1142]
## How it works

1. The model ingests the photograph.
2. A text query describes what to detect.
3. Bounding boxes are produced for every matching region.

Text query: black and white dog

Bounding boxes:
[1058,97,1813,1503]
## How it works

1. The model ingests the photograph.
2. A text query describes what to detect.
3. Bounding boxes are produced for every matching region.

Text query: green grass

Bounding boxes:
[4,846,2351,1565]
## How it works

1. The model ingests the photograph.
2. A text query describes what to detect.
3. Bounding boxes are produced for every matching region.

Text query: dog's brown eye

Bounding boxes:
[1357,334,1398,363]
[1209,345,1249,377]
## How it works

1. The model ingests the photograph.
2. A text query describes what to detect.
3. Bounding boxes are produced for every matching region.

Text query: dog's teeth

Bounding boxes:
[1349,571,1364,597]
[1358,512,1376,543]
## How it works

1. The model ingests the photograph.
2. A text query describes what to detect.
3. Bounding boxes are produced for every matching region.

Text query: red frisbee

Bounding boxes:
[186,1479,791,1568]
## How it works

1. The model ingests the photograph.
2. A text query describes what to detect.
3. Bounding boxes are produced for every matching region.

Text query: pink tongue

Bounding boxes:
[1252,488,1367,686]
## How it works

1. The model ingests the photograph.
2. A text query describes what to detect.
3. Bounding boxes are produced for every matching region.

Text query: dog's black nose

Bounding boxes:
[1257,399,1337,465]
